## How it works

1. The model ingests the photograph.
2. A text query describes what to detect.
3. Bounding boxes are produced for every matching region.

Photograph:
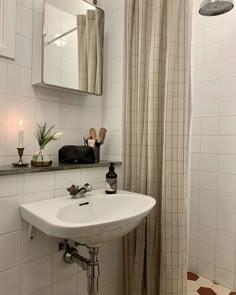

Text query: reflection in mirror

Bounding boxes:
[43,0,104,95]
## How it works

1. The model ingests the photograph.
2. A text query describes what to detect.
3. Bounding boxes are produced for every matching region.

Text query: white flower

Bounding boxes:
[53,132,63,140]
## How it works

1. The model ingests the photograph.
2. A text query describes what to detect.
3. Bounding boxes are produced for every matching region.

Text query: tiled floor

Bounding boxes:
[187,272,236,295]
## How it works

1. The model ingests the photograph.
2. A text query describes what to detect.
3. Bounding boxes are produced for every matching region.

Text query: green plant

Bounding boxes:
[34,123,63,161]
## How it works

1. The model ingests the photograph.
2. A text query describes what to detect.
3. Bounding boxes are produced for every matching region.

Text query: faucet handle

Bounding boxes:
[67,185,80,196]
[84,183,93,192]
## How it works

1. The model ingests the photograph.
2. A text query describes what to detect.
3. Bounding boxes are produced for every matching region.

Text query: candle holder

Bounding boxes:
[12,148,29,167]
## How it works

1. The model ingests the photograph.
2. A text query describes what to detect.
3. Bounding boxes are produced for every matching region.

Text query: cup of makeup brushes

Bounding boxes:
[86,128,107,163]
[93,146,100,162]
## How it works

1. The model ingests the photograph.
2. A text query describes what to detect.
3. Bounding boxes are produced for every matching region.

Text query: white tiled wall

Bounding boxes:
[189,0,236,289]
[0,0,125,294]
[0,166,124,295]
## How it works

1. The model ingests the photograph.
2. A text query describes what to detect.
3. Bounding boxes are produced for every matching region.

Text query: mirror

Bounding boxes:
[43,0,104,95]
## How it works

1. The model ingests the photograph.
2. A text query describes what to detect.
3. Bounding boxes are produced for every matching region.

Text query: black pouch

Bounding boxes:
[59,146,95,164]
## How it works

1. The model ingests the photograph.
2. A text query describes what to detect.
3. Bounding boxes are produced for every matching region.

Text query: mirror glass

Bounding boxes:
[43,0,104,95]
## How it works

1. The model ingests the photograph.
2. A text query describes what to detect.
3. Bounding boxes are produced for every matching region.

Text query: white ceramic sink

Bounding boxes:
[20,190,156,246]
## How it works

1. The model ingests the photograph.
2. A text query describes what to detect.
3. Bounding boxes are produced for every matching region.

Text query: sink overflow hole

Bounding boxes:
[79,202,89,206]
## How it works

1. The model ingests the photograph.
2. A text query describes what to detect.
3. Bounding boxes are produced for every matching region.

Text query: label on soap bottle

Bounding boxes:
[105,178,117,193]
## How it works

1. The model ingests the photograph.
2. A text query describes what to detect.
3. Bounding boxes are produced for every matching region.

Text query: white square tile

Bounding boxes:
[102,131,122,156]
[191,136,201,153]
[0,266,21,295]
[201,118,219,135]
[198,224,216,246]
[0,196,23,234]
[199,171,218,191]
[111,33,124,60]
[198,243,215,265]
[201,136,218,154]
[216,230,235,252]
[23,190,54,204]
[17,0,33,9]
[189,239,198,258]
[199,189,217,209]
[15,35,32,68]
[219,97,236,117]
[35,87,61,103]
[190,205,199,223]
[219,155,234,174]
[102,108,122,131]
[36,100,61,127]
[24,172,54,194]
[218,173,234,194]
[60,129,82,147]
[0,62,8,93]
[60,104,83,130]
[200,154,218,172]
[190,222,198,240]
[7,64,35,98]
[31,287,52,295]
[16,4,33,38]
[219,136,236,155]
[52,275,77,295]
[191,153,200,171]
[190,188,199,206]
[52,252,77,283]
[21,255,52,295]
[21,228,55,263]
[78,271,87,295]
[80,168,103,186]
[215,248,235,272]
[82,107,101,132]
[192,118,202,136]
[6,95,35,127]
[197,260,215,282]
[111,58,124,84]
[217,211,236,233]
[203,43,220,63]
[217,192,236,214]
[0,125,6,156]
[0,232,21,272]
[0,95,8,124]
[215,267,234,289]
[220,117,236,135]
[55,170,81,190]
[188,257,198,274]
[0,175,23,198]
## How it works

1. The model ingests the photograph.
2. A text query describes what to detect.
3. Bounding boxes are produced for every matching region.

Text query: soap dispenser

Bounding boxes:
[105,163,117,194]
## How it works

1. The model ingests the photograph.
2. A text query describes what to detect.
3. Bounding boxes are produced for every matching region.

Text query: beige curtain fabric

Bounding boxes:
[77,10,104,94]
[124,1,192,295]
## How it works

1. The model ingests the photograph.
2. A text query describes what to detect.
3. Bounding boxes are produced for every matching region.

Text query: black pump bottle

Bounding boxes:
[105,163,117,194]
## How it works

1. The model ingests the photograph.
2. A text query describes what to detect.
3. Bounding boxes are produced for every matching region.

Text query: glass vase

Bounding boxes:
[31,148,52,167]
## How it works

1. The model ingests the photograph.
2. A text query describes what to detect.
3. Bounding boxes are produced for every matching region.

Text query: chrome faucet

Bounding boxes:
[67,183,93,198]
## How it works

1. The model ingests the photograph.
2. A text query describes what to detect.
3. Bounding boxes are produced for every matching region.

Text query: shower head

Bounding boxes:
[199,0,234,16]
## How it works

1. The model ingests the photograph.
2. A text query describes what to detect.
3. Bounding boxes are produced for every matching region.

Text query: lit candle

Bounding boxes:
[18,120,24,148]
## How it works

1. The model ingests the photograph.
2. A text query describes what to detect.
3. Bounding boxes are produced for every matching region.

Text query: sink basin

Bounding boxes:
[20,190,156,246]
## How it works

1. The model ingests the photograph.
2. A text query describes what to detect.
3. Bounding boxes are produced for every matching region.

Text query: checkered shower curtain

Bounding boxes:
[124,1,192,295]
[77,9,104,94]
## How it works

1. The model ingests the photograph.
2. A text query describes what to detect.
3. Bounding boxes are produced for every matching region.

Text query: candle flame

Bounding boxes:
[19,120,23,126]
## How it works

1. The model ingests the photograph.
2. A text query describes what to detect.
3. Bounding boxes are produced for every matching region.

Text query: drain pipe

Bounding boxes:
[59,240,100,295]
[87,248,100,295]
